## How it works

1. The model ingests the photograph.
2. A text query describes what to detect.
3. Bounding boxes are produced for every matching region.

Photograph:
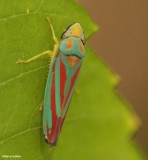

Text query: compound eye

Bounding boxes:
[67,29,72,35]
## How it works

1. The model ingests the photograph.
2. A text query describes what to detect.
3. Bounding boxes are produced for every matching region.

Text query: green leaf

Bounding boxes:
[0,0,145,160]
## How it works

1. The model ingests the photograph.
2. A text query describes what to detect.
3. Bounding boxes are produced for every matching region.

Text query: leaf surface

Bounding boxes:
[0,0,145,160]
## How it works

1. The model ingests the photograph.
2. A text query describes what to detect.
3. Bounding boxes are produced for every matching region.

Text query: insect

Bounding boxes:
[17,17,85,146]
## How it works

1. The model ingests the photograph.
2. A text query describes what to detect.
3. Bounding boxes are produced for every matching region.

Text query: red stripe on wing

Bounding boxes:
[60,65,82,131]
[64,65,81,107]
[47,61,58,143]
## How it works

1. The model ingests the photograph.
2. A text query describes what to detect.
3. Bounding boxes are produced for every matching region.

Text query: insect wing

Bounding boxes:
[43,51,83,145]
[43,56,57,145]
[59,53,83,130]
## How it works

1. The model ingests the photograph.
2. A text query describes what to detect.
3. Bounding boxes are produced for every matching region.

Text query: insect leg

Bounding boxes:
[39,100,44,111]
[16,50,53,64]
[46,17,59,44]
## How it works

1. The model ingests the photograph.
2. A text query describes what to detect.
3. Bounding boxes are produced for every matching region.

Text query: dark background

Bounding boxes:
[78,0,148,154]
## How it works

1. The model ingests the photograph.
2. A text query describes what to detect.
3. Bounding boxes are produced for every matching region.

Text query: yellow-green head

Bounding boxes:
[61,23,85,44]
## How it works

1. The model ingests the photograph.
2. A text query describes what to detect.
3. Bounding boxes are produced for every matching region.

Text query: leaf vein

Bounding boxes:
[0,126,41,145]
[0,65,49,86]
[0,12,70,22]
